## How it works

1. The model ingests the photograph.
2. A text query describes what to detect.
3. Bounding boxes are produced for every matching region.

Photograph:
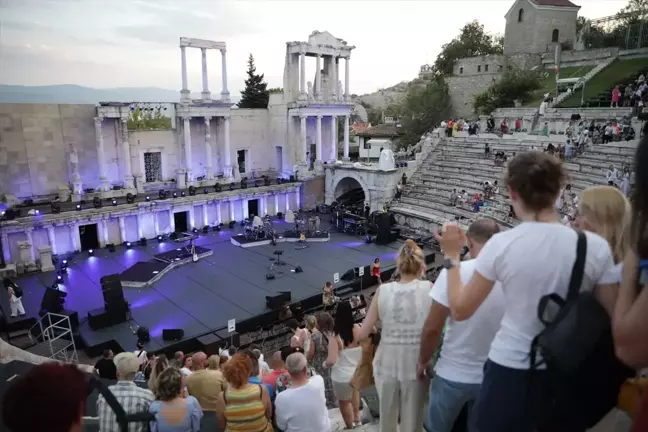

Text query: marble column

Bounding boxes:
[69,143,82,195]
[299,51,307,101]
[330,57,338,101]
[275,195,279,215]
[300,115,307,165]
[188,207,195,230]
[223,116,232,178]
[118,217,126,243]
[137,214,143,239]
[230,200,235,222]
[120,118,134,189]
[180,46,190,103]
[315,54,322,101]
[204,117,213,180]
[1,233,10,264]
[260,196,266,216]
[335,58,341,101]
[25,229,35,261]
[101,219,109,246]
[285,193,290,212]
[202,203,209,227]
[47,226,57,255]
[94,117,109,191]
[345,57,350,102]
[243,200,249,219]
[169,210,176,233]
[315,115,322,161]
[331,115,338,162]
[343,115,350,160]
[154,213,160,236]
[70,223,81,252]
[183,116,193,185]
[220,49,230,102]
[296,188,301,210]
[216,201,222,224]
[201,48,210,101]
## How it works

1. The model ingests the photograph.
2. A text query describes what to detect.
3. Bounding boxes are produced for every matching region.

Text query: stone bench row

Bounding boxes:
[406,186,511,212]
[397,199,514,230]
[403,193,511,222]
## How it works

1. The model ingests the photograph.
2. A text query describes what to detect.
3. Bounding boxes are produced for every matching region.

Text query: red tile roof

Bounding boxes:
[353,123,403,138]
[532,0,579,8]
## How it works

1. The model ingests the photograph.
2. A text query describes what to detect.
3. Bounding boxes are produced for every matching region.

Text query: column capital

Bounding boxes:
[220,48,227,55]
[120,117,128,124]
[316,114,323,119]
[223,114,231,120]
[345,113,350,119]
[204,116,212,122]
[201,47,207,53]
[331,114,338,119]
[94,116,104,124]
[182,115,192,121]
[299,114,307,120]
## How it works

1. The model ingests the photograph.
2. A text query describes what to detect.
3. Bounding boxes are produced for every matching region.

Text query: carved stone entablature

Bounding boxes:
[0,184,301,234]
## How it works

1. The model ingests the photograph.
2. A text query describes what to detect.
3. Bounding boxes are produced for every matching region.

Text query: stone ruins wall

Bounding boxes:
[541,47,619,67]
[448,55,506,118]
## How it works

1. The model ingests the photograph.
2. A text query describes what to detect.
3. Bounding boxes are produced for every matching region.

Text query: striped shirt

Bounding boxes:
[223,384,272,432]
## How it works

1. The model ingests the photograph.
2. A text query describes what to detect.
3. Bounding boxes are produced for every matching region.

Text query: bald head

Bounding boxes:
[466,219,500,255]
[269,350,284,369]
[191,352,207,370]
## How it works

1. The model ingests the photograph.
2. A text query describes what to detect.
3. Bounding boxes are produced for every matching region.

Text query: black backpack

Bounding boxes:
[11,284,22,299]
[532,231,634,431]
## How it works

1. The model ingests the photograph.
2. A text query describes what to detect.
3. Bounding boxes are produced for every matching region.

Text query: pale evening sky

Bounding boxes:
[0,0,626,96]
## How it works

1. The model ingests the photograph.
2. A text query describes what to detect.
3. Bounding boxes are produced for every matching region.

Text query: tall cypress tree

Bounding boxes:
[238,54,269,109]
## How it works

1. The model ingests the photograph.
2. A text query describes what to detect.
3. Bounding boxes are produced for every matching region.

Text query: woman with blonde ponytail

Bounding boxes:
[357,239,431,431]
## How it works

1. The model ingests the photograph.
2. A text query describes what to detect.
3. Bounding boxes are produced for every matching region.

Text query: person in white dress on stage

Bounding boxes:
[3,278,25,317]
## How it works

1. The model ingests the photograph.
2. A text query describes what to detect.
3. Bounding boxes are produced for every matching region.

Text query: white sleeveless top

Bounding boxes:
[373,279,432,381]
[331,342,362,384]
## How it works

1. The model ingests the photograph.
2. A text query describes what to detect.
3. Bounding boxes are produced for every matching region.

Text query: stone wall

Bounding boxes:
[541,47,618,67]
[453,55,507,76]
[447,73,501,119]
[300,176,325,209]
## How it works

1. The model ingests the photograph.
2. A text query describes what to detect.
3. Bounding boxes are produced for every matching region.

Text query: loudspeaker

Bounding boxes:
[341,268,357,281]
[265,273,275,280]
[101,274,127,313]
[162,328,185,341]
[87,307,113,330]
[40,287,67,314]
[137,326,150,342]
[265,291,291,309]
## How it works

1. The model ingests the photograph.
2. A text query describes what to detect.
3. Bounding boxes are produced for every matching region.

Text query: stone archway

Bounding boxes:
[329,172,371,208]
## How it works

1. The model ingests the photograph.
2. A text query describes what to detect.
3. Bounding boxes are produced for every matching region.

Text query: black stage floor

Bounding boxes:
[1,220,408,355]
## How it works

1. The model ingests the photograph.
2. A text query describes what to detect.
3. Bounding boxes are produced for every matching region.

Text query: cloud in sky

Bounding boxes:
[0,0,627,95]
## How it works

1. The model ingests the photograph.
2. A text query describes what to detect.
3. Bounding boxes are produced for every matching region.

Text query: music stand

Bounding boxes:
[273,250,285,266]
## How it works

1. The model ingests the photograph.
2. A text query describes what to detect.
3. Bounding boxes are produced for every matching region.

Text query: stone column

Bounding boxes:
[204,117,213,180]
[25,229,35,261]
[230,200,235,222]
[300,115,307,165]
[47,226,57,255]
[331,115,338,162]
[343,114,350,160]
[296,187,301,210]
[70,223,81,252]
[1,232,10,264]
[316,115,322,161]
[331,57,338,101]
[315,54,322,101]
[202,203,209,227]
[154,213,160,236]
[183,116,194,185]
[285,192,290,212]
[94,117,109,191]
[169,210,176,233]
[220,49,230,102]
[299,51,307,101]
[180,46,190,103]
[188,207,195,230]
[345,57,350,102]
[275,194,279,215]
[223,116,233,178]
[201,48,210,101]
[335,58,341,101]
[216,201,222,224]
[69,143,82,196]
[136,214,143,239]
[118,217,126,243]
[120,118,134,189]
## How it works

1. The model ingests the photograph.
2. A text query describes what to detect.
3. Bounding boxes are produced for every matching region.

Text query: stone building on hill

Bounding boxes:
[447,0,581,118]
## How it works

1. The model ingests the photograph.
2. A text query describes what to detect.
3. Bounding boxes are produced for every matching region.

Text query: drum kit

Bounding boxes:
[294,215,321,235]
[244,219,276,241]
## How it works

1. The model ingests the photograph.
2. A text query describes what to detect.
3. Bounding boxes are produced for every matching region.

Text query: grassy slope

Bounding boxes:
[559,58,648,108]
[523,65,594,107]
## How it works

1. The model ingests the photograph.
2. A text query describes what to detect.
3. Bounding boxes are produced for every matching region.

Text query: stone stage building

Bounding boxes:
[0,31,367,272]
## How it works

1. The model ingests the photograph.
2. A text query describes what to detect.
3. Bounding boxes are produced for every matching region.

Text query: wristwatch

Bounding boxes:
[443,257,461,269]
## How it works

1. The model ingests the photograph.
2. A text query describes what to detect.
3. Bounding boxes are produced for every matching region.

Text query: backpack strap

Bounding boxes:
[566,231,587,302]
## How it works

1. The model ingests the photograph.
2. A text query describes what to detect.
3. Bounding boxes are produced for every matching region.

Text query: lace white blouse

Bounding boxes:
[372,279,432,381]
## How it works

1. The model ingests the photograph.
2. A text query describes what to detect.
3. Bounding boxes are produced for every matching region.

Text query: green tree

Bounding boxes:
[399,77,452,147]
[473,68,542,114]
[238,54,269,108]
[268,87,283,94]
[434,21,504,75]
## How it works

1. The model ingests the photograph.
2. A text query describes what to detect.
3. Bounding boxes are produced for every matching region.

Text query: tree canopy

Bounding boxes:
[434,21,504,75]
[580,0,648,49]
[399,78,452,148]
[473,68,541,114]
[238,54,269,109]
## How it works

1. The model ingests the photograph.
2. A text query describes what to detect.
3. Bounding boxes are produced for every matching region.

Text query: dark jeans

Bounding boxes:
[469,360,549,432]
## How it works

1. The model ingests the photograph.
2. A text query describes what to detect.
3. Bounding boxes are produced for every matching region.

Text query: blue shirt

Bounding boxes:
[149,395,202,432]
[249,377,274,400]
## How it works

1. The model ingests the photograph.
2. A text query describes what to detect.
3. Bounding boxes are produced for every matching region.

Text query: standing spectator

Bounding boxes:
[275,352,331,432]
[312,312,337,408]
[286,318,308,349]
[3,278,25,317]
[2,363,87,432]
[612,85,621,108]
[371,258,382,285]
[324,302,363,429]
[207,354,221,370]
[484,143,490,159]
[150,367,202,432]
[246,350,274,399]
[401,172,408,186]
[262,350,287,391]
[435,151,618,432]
[217,353,273,432]
[171,351,184,368]
[94,349,117,380]
[186,352,227,414]
[358,239,432,431]
[97,352,155,432]
[625,84,635,107]
[148,354,169,396]
[180,355,193,376]
[134,342,147,366]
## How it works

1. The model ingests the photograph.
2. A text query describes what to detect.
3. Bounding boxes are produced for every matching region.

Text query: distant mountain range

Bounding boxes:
[0,84,240,104]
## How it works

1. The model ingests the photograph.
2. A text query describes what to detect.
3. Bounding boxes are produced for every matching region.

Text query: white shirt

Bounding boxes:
[431,260,505,384]
[275,375,331,432]
[180,367,193,376]
[135,350,147,365]
[473,223,617,369]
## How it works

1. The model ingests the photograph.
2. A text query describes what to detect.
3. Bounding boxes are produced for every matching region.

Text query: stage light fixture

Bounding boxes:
[34,210,40,215]
[76,204,81,211]
[57,274,63,282]
[159,190,168,199]
[214,225,221,231]
[214,183,222,193]
[229,183,234,191]
[126,242,132,248]
[62,259,68,266]
[202,226,209,233]
[93,196,102,209]
[241,179,247,189]
[88,249,94,256]
[146,196,151,202]
[192,227,198,233]
[157,235,163,243]
[276,177,282,184]
[188,186,196,196]
[181,191,186,197]
[173,192,178,198]
[107,243,116,252]
[203,188,209,194]
[254,180,259,187]
[52,282,59,289]
[139,237,147,246]
[228,221,236,228]
[51,201,61,214]
[126,193,135,204]
[264,177,270,186]
[112,199,118,206]
[294,266,303,273]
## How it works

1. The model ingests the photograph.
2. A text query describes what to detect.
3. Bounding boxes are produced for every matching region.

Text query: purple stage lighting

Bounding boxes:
[76,204,81,210]
[112,199,118,206]
[126,242,132,248]
[57,275,63,281]
[35,210,40,215]
[88,249,94,255]
[146,196,150,201]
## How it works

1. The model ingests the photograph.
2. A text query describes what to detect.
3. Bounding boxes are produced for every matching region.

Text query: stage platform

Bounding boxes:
[230,230,330,248]
[1,219,411,357]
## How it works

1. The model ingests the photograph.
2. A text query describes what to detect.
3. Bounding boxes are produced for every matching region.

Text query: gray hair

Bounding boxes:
[285,352,308,375]
[466,219,500,245]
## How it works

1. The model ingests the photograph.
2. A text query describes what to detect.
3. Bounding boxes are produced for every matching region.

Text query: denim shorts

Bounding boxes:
[426,375,480,432]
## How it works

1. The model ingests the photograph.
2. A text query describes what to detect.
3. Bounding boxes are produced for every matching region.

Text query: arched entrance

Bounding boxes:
[334,176,366,209]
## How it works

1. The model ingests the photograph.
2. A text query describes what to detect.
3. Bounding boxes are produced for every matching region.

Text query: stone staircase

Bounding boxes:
[550,57,617,108]
[391,134,640,235]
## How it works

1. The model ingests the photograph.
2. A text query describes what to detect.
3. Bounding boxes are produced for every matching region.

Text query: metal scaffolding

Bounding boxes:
[28,312,78,363]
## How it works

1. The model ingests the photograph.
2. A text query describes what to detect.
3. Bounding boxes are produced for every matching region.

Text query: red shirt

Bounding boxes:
[262,369,286,388]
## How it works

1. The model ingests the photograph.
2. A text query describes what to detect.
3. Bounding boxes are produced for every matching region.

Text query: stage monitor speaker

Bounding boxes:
[101,274,126,313]
[162,328,185,341]
[265,291,291,309]
[341,268,357,281]
[87,307,113,330]
[40,287,67,314]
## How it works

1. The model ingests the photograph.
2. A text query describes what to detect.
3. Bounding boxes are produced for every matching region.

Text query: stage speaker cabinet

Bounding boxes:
[265,291,291,309]
[101,274,127,313]
[40,287,67,314]
[375,213,395,245]
[162,328,185,341]
[87,307,113,331]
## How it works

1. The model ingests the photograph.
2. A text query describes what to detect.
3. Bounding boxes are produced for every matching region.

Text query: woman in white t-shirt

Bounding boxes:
[435,151,619,432]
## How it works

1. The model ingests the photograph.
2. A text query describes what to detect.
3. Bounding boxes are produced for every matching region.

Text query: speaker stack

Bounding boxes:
[40,288,67,314]
[88,274,130,330]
